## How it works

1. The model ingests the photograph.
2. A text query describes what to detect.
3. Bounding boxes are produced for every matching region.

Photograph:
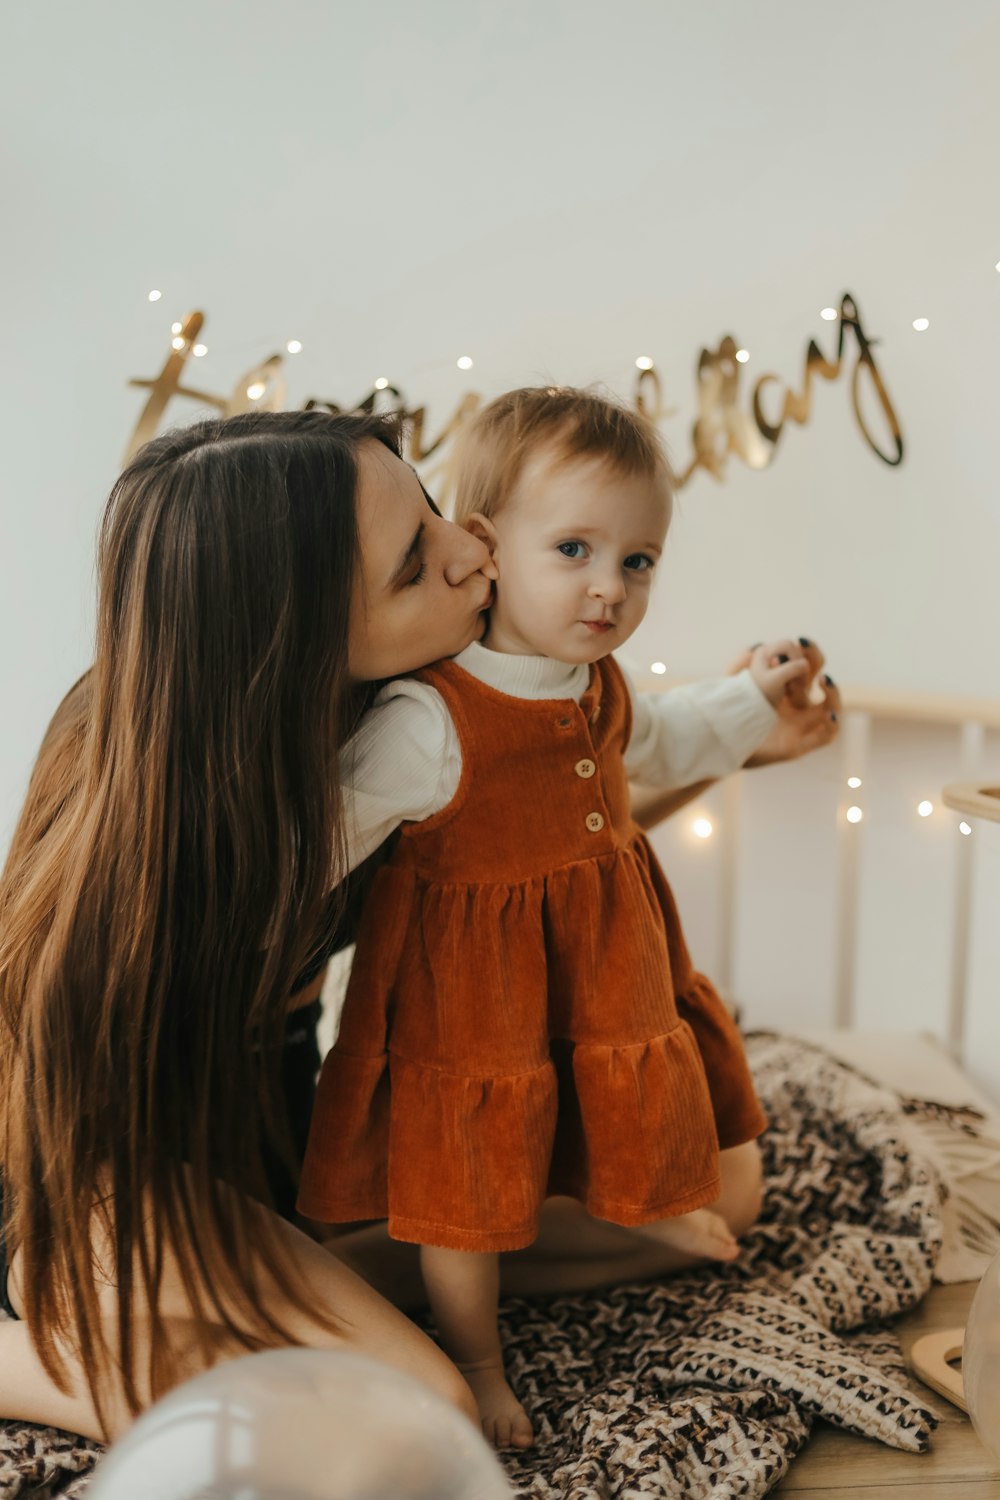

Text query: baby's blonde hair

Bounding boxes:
[451,386,673,525]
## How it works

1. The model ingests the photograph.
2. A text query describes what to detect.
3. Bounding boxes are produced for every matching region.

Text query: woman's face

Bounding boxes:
[349,441,498,681]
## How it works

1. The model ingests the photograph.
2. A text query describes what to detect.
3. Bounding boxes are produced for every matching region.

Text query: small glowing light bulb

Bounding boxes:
[246,381,266,400]
[912,317,929,331]
[650,661,667,675]
[171,321,182,335]
[286,340,302,354]
[635,356,654,370]
[457,355,474,371]
[917,800,933,817]
[171,336,186,351]
[693,817,713,840]
[847,776,862,789]
[192,343,207,357]
[148,289,162,302]
[846,805,863,824]
[374,377,389,390]
[735,349,749,363]
[959,821,972,836]
[821,307,838,321]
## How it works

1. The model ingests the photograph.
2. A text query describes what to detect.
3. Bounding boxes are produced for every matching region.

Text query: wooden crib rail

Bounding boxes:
[638,673,1000,1098]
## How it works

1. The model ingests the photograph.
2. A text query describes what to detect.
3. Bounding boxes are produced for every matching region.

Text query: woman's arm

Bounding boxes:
[2,1201,478,1442]
[630,779,716,831]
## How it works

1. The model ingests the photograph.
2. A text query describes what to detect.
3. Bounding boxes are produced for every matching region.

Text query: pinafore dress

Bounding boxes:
[298,655,766,1250]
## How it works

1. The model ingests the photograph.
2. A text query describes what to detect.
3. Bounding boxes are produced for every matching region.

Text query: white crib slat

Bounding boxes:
[948,721,986,1058]
[853,720,958,1041]
[834,712,871,1027]
[716,771,743,997]
[647,781,728,986]
[730,750,841,1031]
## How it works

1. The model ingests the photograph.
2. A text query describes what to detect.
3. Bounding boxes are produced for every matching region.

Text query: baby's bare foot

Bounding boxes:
[643,1207,740,1263]
[460,1360,533,1450]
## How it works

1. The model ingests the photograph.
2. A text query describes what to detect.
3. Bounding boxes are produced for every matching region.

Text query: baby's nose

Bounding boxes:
[590,572,626,603]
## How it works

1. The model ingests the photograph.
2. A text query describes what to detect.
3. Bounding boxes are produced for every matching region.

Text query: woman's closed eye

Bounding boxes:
[405,561,428,587]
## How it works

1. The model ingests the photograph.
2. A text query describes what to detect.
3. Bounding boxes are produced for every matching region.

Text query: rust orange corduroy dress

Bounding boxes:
[298,654,767,1251]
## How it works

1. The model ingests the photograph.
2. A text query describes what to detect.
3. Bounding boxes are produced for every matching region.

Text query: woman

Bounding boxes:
[0,408,839,1444]
[0,410,496,1441]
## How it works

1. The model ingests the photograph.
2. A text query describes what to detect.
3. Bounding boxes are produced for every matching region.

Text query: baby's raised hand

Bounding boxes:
[747,639,811,708]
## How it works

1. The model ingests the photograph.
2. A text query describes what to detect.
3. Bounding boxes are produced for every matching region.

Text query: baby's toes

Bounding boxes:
[510,1411,534,1449]
[706,1218,739,1260]
[490,1414,512,1450]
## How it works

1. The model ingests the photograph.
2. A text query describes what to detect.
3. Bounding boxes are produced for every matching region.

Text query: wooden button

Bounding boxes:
[575,758,596,779]
[585,812,605,833]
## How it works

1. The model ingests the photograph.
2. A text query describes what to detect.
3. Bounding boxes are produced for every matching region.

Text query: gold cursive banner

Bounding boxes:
[126,292,903,491]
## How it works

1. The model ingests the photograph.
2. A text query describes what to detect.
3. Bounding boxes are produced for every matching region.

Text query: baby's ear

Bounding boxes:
[464,511,498,557]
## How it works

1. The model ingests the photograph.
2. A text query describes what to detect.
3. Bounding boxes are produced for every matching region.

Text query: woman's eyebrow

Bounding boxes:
[388,521,425,587]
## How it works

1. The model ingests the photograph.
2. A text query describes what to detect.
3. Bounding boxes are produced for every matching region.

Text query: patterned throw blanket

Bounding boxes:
[0,1034,946,1498]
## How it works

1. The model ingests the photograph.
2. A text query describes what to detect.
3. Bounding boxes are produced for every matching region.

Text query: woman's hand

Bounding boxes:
[746,639,811,708]
[734,638,841,767]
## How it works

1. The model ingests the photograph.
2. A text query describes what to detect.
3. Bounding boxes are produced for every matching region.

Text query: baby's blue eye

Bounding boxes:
[624,553,655,572]
[557,541,587,559]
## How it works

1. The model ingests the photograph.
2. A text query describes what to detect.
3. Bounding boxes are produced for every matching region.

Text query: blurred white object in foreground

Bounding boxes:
[89,1348,512,1500]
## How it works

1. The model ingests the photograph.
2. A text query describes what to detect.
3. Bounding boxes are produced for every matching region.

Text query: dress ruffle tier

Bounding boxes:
[299,839,761,1250]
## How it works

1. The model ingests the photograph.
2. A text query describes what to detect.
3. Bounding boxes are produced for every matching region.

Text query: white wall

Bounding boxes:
[4,0,1000,854]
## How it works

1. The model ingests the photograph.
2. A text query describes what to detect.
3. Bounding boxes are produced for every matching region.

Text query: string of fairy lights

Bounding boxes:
[142,285,989,848]
[841,777,972,836]
[142,288,946,408]
[146,287,477,386]
[682,778,975,846]
[647,668,976,843]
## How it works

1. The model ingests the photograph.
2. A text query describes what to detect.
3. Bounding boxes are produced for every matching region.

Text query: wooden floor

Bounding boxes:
[775,1280,1000,1498]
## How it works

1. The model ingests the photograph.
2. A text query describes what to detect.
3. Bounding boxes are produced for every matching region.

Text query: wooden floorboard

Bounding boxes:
[775,1281,1000,1495]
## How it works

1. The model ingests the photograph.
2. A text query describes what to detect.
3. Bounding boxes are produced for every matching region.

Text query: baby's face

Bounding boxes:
[483,449,670,662]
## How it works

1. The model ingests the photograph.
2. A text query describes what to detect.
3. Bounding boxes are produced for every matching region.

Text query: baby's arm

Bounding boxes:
[623,641,809,791]
[623,666,772,791]
[337,681,460,876]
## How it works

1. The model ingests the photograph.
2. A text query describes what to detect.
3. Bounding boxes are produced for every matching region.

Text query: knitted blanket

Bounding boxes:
[0,1034,946,1498]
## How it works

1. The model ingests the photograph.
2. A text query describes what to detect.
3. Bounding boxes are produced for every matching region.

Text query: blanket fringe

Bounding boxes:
[900,1103,1000,1282]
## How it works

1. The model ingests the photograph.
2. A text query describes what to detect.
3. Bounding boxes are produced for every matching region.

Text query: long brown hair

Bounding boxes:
[0,408,398,1431]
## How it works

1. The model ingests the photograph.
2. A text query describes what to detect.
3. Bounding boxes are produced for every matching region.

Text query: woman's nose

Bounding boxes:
[443,522,498,586]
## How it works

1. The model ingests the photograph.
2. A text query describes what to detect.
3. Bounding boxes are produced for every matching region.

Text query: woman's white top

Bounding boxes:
[340,643,776,875]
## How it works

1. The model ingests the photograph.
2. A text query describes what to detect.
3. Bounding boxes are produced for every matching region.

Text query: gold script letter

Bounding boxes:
[676,336,772,486]
[125,312,227,462]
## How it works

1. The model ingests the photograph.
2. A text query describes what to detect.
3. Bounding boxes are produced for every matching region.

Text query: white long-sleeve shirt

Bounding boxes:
[338,644,776,875]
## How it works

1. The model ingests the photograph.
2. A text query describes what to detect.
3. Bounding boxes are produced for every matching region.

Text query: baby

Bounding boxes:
[300,387,809,1448]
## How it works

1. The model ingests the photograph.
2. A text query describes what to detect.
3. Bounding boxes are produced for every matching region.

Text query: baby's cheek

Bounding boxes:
[625,592,652,632]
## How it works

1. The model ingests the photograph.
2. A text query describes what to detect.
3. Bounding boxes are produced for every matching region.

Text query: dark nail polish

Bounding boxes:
[824,673,835,687]
[798,636,811,647]
[777,653,789,664]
